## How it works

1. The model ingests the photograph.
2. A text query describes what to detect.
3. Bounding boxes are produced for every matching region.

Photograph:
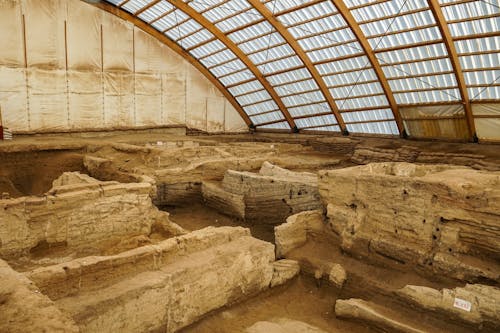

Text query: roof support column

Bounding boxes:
[427,0,477,141]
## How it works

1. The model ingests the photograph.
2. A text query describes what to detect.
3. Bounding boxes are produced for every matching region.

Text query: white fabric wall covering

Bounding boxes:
[0,0,247,133]
[0,67,28,130]
[0,0,24,67]
[186,68,209,131]
[102,12,133,72]
[134,28,170,73]
[207,97,225,132]
[23,0,66,69]
[66,0,102,71]
[135,73,162,126]
[68,71,103,129]
[103,72,134,127]
[225,101,247,133]
[162,72,186,126]
[472,103,500,141]
[28,68,68,130]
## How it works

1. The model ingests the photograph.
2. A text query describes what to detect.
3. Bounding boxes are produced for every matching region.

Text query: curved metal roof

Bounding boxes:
[92,0,499,140]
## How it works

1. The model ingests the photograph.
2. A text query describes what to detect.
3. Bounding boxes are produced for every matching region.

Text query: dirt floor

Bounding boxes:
[167,202,275,243]
[0,151,85,197]
[169,203,468,333]
[180,274,372,333]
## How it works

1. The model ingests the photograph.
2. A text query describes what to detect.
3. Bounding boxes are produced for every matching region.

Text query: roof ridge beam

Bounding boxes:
[89,1,252,127]
[331,0,405,137]
[166,0,297,131]
[248,0,347,134]
[427,0,476,141]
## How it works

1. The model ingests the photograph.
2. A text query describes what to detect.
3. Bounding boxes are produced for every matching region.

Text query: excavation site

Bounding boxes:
[0,133,499,333]
[1,0,499,332]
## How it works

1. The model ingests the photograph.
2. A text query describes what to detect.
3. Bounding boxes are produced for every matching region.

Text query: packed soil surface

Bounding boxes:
[0,151,85,197]
[180,274,372,333]
[166,202,275,243]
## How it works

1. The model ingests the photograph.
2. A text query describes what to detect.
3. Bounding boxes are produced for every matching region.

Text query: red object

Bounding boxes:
[0,126,3,140]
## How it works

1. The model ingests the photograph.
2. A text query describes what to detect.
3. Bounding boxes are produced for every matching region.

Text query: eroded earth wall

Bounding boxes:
[203,162,321,224]
[0,172,170,258]
[318,162,500,282]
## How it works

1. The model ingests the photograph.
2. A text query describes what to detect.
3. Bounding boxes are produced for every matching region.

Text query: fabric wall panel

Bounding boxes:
[68,71,103,129]
[207,97,225,133]
[103,72,134,128]
[401,105,469,140]
[0,0,24,67]
[66,0,102,71]
[0,0,247,133]
[225,101,247,133]
[472,103,500,141]
[102,12,133,72]
[27,68,67,130]
[0,67,28,130]
[186,69,208,130]
[23,0,66,69]
[135,73,162,126]
[162,72,185,125]
[134,28,169,73]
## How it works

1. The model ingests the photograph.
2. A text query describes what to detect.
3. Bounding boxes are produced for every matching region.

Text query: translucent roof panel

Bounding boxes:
[347,121,400,135]
[257,121,291,130]
[250,111,284,125]
[295,114,338,129]
[302,125,341,132]
[101,0,499,139]
[439,0,500,100]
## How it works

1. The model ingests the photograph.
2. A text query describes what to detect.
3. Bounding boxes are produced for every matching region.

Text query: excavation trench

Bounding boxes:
[0,136,498,333]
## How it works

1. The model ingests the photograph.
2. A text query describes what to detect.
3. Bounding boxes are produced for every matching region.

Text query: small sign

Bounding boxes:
[453,298,472,312]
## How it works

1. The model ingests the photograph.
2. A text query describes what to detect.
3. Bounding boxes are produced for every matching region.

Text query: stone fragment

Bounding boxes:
[274,210,324,257]
[270,259,300,287]
[396,284,500,329]
[335,299,426,333]
[328,263,347,289]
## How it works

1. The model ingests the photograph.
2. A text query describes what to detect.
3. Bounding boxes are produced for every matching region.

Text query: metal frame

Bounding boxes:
[248,0,348,134]
[332,0,404,136]
[166,0,297,131]
[87,0,500,139]
[427,0,476,140]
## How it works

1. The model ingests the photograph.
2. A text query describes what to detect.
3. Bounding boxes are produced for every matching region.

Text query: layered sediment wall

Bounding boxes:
[318,162,500,282]
[0,172,174,258]
[203,162,321,224]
